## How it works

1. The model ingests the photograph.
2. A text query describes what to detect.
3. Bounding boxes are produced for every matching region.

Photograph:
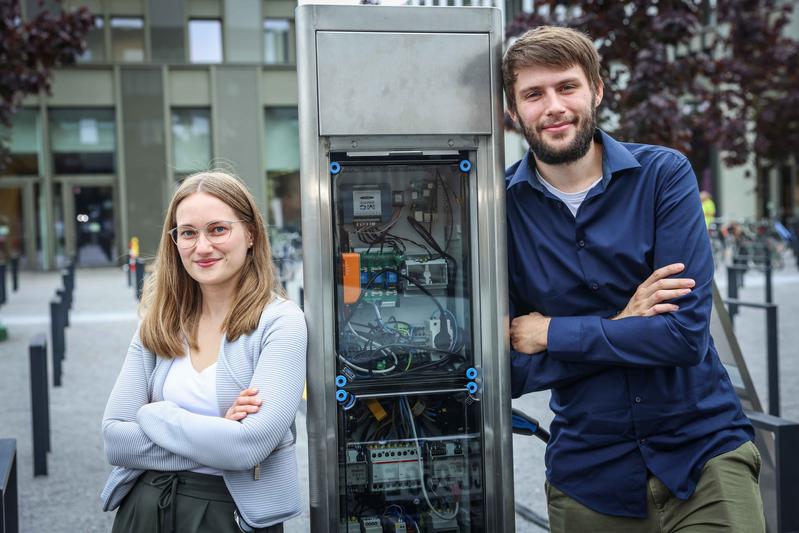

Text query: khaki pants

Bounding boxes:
[546,441,765,533]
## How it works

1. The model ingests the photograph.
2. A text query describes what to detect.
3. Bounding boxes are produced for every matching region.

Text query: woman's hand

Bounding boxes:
[224,387,262,421]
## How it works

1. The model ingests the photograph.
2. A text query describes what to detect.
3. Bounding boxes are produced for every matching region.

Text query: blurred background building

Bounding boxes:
[1,0,302,270]
[0,0,796,271]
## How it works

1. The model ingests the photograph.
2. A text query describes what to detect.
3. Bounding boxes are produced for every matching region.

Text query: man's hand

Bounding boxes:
[510,312,551,354]
[224,387,262,421]
[613,263,695,320]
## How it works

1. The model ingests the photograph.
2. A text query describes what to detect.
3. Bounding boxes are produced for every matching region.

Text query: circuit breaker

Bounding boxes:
[298,5,513,532]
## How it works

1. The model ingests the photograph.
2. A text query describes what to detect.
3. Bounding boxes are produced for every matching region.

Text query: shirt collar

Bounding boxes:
[506,129,642,191]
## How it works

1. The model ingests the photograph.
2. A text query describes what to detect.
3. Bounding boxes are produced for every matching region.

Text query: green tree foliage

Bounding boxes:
[0,0,93,169]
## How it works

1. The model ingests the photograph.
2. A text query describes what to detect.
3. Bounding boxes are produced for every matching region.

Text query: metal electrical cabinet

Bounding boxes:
[297,6,513,532]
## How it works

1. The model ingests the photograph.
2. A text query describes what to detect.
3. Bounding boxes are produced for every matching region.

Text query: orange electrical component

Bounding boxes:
[367,400,388,421]
[341,252,361,304]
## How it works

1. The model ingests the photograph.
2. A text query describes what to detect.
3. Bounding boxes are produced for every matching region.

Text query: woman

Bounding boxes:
[101,171,306,533]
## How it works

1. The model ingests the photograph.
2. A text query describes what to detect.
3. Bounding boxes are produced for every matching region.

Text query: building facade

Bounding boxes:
[2,0,795,270]
[1,0,302,269]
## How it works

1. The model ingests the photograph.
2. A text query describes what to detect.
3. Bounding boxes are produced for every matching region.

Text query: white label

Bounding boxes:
[353,189,382,217]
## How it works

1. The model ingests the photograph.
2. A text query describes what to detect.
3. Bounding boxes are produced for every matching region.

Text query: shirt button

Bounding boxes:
[590,282,599,290]
[634,396,642,403]
[578,240,585,248]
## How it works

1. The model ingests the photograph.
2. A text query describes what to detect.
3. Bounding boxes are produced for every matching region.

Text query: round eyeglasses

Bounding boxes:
[168,220,246,249]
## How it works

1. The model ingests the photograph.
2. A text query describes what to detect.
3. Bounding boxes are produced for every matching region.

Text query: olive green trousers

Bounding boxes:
[112,470,284,533]
[546,441,765,533]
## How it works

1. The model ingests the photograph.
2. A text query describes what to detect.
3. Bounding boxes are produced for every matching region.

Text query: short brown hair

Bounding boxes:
[502,26,602,113]
[139,170,283,358]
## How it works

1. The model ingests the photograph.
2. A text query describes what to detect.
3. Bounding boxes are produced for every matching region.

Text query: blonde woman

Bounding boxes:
[101,171,306,533]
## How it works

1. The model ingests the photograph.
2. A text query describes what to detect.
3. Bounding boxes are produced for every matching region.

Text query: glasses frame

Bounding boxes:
[168,219,248,249]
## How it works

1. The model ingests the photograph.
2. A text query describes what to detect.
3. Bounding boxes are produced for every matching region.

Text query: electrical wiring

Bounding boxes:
[401,397,460,521]
[435,170,456,253]
[338,351,398,375]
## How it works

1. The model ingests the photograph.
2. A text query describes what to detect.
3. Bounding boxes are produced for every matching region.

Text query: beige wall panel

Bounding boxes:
[214,67,266,212]
[261,70,297,106]
[109,0,144,15]
[720,160,757,220]
[263,0,294,18]
[21,94,39,106]
[169,70,211,105]
[188,0,222,18]
[48,69,114,106]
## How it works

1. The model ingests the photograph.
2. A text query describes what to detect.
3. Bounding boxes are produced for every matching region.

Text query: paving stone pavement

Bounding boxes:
[0,258,796,532]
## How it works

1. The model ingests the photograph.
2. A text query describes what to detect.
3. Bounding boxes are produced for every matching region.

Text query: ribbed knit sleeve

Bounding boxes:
[102,330,204,471]
[136,300,307,471]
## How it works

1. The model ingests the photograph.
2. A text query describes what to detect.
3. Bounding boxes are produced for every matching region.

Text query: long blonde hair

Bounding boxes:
[139,171,282,357]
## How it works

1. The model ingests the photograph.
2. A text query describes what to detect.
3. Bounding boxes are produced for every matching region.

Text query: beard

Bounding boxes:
[520,102,597,166]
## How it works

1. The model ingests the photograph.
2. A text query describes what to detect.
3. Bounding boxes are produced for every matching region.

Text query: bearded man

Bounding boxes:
[504,26,764,533]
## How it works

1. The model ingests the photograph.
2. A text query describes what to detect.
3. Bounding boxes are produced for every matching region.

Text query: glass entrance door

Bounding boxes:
[72,185,115,266]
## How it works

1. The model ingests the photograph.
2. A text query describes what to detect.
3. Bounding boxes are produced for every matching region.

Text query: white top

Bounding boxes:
[537,169,603,217]
[162,350,223,475]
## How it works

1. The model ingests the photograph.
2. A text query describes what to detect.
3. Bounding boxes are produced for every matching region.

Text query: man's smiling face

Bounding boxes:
[510,64,603,165]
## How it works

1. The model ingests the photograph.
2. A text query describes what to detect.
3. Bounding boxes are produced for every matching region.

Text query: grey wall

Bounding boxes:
[213,66,265,212]
[224,0,262,63]
[120,67,168,257]
[149,0,186,63]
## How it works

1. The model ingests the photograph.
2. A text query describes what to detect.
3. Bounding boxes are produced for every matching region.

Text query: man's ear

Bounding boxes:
[594,80,604,108]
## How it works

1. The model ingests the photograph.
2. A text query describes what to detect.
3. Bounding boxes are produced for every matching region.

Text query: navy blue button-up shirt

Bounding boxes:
[507,130,753,517]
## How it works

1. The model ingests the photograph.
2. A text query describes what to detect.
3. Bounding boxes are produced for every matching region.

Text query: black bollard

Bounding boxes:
[764,251,773,305]
[0,262,6,306]
[60,268,73,310]
[727,266,739,327]
[56,289,69,330]
[126,254,132,287]
[29,334,49,476]
[50,298,64,387]
[0,438,19,533]
[766,305,780,417]
[10,255,18,292]
[135,258,145,301]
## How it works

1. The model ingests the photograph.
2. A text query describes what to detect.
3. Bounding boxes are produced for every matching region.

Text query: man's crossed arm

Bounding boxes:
[510,263,695,355]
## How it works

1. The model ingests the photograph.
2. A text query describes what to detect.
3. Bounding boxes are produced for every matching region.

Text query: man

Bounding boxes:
[700,190,717,229]
[504,26,763,532]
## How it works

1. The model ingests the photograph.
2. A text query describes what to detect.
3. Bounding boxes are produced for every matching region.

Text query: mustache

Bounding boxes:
[539,117,577,131]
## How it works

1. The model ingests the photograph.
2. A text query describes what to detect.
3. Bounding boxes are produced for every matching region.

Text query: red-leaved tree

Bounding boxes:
[0,0,93,169]
[506,0,799,209]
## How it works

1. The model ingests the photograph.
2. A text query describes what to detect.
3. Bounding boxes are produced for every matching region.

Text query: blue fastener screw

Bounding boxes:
[330,162,341,175]
[459,160,472,173]
[335,375,347,388]
[466,381,478,394]
[336,390,348,402]
[465,367,478,380]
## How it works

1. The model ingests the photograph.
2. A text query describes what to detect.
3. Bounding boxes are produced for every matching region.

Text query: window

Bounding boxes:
[188,19,223,63]
[264,107,300,228]
[77,16,105,63]
[171,108,212,176]
[1,109,42,175]
[263,18,294,64]
[111,17,145,62]
[49,109,116,174]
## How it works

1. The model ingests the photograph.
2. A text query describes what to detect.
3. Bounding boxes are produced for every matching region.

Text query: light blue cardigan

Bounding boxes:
[101,297,307,529]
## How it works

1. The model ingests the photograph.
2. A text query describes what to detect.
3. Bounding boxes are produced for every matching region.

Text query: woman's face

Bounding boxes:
[173,192,251,293]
